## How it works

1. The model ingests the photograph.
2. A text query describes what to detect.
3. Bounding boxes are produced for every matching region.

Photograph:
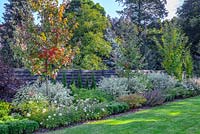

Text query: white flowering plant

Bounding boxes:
[13,80,74,106]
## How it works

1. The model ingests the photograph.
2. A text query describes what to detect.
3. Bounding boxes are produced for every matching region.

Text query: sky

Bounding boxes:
[0,0,184,23]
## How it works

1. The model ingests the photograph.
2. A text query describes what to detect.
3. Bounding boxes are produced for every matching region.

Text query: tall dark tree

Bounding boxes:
[116,0,168,69]
[0,0,33,67]
[65,0,111,70]
[116,0,167,35]
[177,0,200,75]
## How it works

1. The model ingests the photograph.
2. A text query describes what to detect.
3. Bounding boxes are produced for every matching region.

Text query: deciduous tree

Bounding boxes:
[65,0,111,70]
[13,0,78,95]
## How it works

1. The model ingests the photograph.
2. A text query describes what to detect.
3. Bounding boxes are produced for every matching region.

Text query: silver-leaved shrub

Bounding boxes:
[147,73,177,90]
[98,76,150,97]
[12,81,73,106]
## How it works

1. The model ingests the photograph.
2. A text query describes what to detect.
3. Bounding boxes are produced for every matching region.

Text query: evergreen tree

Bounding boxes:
[177,0,200,75]
[0,0,33,67]
[116,0,167,69]
[116,0,167,35]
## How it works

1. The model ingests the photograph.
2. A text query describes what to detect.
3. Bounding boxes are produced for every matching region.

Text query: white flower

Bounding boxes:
[42,109,47,113]
[102,108,105,112]
[54,100,57,104]
[48,115,51,119]
[59,113,62,116]
[53,114,56,116]
[27,113,31,117]
[40,122,43,125]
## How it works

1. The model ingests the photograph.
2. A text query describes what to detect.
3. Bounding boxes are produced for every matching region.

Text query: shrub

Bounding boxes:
[31,100,129,129]
[13,81,74,106]
[165,87,195,101]
[117,94,146,108]
[143,89,166,106]
[98,76,129,97]
[12,82,45,105]
[128,74,152,93]
[0,101,11,118]
[182,78,200,93]
[0,119,39,134]
[147,73,177,90]
[104,102,129,114]
[6,119,39,134]
[98,76,150,97]
[0,124,8,134]
[39,81,74,106]
[15,100,51,123]
[71,86,113,102]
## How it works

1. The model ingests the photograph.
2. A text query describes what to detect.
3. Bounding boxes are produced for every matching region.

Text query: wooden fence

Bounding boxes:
[13,69,118,87]
[12,69,165,87]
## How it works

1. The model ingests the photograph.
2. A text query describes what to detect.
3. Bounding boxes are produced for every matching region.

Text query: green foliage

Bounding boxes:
[114,22,143,80]
[85,76,89,89]
[0,124,8,134]
[116,0,167,27]
[0,101,11,118]
[19,99,129,129]
[0,119,39,134]
[154,22,193,80]
[70,74,75,86]
[71,87,113,103]
[5,119,39,134]
[104,102,129,115]
[165,87,195,102]
[65,0,111,70]
[15,100,50,123]
[77,72,82,88]
[178,0,200,75]
[117,94,146,108]
[62,73,67,88]
[91,73,96,89]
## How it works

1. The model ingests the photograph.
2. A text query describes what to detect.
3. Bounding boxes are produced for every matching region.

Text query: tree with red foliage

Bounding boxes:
[13,0,78,95]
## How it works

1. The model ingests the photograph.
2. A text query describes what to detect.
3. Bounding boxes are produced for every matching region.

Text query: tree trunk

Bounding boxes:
[45,59,49,96]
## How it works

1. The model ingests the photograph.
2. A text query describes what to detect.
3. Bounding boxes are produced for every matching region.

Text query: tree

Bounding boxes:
[65,0,112,70]
[177,0,200,75]
[154,22,193,80]
[114,20,143,90]
[116,0,167,69]
[0,0,33,67]
[116,0,167,35]
[13,0,78,95]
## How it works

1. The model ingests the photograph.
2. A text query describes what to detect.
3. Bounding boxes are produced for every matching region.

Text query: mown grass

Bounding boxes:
[41,96,200,134]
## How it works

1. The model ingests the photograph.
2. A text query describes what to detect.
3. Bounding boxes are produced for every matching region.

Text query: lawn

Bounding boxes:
[41,96,200,134]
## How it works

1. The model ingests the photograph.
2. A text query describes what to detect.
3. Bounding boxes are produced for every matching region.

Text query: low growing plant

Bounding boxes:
[117,94,146,108]
[71,86,113,102]
[143,89,166,106]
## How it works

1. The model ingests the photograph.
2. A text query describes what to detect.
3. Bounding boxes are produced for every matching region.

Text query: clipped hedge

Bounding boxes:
[0,119,39,134]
